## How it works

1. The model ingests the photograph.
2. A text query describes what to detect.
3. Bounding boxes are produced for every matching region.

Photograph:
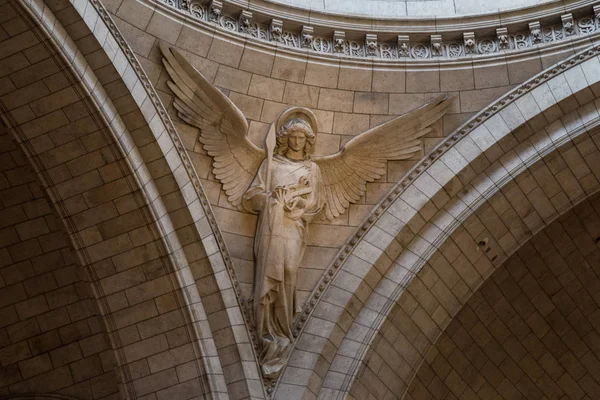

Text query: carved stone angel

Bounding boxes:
[161,44,451,378]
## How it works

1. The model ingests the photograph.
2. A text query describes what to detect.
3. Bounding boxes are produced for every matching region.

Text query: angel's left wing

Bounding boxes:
[314,95,451,220]
[160,43,265,208]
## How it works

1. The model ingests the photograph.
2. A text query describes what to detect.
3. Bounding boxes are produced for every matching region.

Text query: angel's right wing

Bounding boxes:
[314,95,451,220]
[161,44,265,207]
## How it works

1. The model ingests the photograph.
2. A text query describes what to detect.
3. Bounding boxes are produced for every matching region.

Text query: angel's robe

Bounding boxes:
[243,154,324,378]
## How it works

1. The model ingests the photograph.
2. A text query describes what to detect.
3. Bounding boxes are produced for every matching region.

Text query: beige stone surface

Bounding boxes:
[2,0,597,397]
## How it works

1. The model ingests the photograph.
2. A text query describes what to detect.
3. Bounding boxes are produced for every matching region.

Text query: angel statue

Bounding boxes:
[161,44,451,379]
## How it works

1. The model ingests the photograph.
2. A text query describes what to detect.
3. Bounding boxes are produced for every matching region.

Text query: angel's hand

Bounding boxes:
[288,197,307,209]
[271,186,287,202]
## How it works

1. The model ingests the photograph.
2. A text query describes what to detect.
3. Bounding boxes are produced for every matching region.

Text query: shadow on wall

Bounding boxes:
[0,394,83,399]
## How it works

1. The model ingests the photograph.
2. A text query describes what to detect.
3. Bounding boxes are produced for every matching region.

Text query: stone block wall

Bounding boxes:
[318,48,600,399]
[404,193,600,399]
[0,0,236,396]
[99,0,592,308]
[0,126,121,399]
[3,0,600,397]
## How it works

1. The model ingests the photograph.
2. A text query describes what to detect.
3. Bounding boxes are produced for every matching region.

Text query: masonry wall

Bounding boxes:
[0,0,236,396]
[404,192,600,399]
[98,0,591,307]
[337,72,600,398]
[3,0,600,398]
[0,126,121,399]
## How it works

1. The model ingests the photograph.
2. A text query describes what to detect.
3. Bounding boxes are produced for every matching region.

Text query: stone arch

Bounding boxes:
[403,193,600,399]
[275,43,600,398]
[1,0,262,397]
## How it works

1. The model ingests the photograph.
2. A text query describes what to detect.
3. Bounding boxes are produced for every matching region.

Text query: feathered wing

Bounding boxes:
[314,95,452,220]
[160,43,265,207]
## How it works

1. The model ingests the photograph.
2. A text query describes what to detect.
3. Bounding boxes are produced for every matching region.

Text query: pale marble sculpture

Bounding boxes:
[161,44,451,378]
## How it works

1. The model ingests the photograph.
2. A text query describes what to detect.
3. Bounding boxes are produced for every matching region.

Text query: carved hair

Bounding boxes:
[275,118,316,159]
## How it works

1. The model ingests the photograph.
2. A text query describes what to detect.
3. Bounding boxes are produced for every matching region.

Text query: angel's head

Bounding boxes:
[275,118,316,160]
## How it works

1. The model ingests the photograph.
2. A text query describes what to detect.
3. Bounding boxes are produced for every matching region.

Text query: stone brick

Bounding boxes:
[28,330,61,356]
[0,283,27,308]
[18,353,52,378]
[26,365,74,392]
[0,341,31,365]
[50,341,83,367]
[124,334,169,363]
[23,272,58,296]
[14,294,48,319]
[58,319,91,344]
[37,307,71,332]
[7,318,40,342]
[47,285,80,309]
[70,354,103,382]
[79,333,110,357]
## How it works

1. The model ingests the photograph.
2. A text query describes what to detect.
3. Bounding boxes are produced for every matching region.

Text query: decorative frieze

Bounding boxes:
[333,30,345,53]
[238,10,252,33]
[431,34,443,56]
[301,26,313,48]
[530,21,542,44]
[562,13,575,36]
[156,0,600,60]
[497,27,509,49]
[365,33,377,56]
[270,19,283,42]
[208,0,222,22]
[398,34,409,57]
[464,32,475,54]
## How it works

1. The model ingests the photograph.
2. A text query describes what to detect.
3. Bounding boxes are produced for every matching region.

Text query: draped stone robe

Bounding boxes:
[243,154,324,378]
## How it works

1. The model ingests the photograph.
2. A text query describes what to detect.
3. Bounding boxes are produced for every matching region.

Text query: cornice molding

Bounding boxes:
[231,0,590,28]
[147,0,600,62]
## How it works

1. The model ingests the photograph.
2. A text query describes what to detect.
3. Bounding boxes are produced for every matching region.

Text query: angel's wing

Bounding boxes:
[314,95,451,220]
[160,44,265,207]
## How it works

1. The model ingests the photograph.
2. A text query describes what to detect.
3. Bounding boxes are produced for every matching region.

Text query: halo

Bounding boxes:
[276,106,319,135]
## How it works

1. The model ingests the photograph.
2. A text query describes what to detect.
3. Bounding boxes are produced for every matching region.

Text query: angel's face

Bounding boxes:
[287,128,308,152]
